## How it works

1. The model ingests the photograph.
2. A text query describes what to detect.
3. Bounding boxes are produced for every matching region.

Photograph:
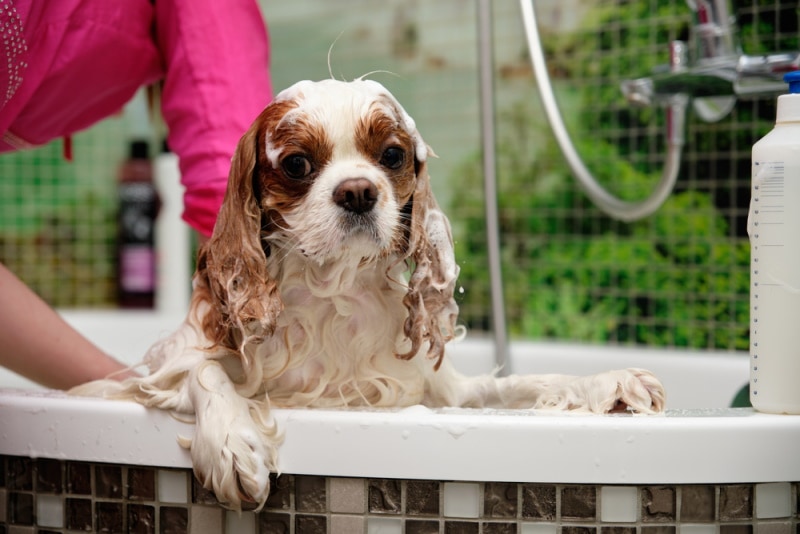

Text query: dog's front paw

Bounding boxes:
[188,408,279,510]
[587,368,665,414]
[534,368,665,414]
[617,368,665,413]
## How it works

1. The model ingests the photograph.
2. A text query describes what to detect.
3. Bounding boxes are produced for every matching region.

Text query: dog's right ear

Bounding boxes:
[195,112,283,354]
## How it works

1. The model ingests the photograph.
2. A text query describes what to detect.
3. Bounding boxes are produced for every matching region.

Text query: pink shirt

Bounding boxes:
[0,0,272,236]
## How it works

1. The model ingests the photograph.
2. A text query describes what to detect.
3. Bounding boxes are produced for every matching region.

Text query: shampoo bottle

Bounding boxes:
[118,140,158,308]
[748,71,800,414]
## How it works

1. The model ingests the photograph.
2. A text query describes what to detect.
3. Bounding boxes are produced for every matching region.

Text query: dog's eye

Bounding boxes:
[380,147,405,170]
[281,155,312,179]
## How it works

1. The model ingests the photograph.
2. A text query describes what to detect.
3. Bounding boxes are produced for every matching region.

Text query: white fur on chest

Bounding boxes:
[259,251,427,407]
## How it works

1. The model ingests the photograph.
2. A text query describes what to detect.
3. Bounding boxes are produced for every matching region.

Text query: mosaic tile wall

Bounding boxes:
[0,456,798,534]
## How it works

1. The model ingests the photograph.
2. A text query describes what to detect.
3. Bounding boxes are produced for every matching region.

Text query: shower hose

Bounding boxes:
[518,0,687,222]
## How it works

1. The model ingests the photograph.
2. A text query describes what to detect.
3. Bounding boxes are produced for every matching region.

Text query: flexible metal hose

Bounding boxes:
[519,0,687,222]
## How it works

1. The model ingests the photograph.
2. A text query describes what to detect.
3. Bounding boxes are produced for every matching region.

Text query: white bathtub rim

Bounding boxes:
[1,389,798,486]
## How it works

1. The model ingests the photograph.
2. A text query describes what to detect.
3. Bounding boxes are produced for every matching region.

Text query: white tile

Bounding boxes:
[225,510,256,534]
[36,495,63,528]
[443,482,481,518]
[600,486,637,522]
[520,523,558,534]
[756,482,792,519]
[679,525,718,534]
[367,516,402,534]
[157,469,188,503]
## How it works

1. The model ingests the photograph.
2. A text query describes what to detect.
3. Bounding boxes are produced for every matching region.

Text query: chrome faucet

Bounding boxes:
[621,0,799,121]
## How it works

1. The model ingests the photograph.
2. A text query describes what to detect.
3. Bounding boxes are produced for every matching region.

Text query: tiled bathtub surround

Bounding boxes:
[1,456,798,534]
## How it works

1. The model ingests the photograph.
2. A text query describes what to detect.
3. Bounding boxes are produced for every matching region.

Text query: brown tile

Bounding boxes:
[128,467,156,501]
[521,484,556,520]
[7,458,32,491]
[562,486,597,521]
[407,519,440,534]
[640,527,676,534]
[719,525,753,534]
[680,485,715,522]
[128,504,156,534]
[482,521,517,533]
[191,478,218,506]
[444,521,479,534]
[65,497,92,531]
[295,475,326,513]
[259,512,291,533]
[562,527,597,534]
[796,482,800,518]
[484,482,517,518]
[35,459,62,494]
[266,473,293,510]
[160,506,188,534]
[66,462,91,495]
[758,522,793,534]
[642,486,676,522]
[241,499,261,512]
[407,480,440,516]
[296,514,326,534]
[602,528,636,534]
[95,465,123,499]
[0,488,6,523]
[720,485,753,520]
[368,479,401,514]
[8,493,33,525]
[96,501,123,533]
[0,455,5,487]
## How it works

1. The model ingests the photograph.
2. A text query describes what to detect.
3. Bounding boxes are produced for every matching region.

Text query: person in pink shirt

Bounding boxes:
[0,0,272,388]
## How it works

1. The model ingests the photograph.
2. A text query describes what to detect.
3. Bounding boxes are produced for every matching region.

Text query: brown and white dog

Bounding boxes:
[73,79,665,510]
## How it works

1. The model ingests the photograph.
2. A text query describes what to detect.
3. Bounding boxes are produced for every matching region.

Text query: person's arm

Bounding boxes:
[0,263,136,389]
[155,0,272,237]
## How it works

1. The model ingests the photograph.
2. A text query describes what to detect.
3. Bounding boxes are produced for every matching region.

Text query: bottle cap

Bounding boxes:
[785,71,800,94]
[130,140,150,160]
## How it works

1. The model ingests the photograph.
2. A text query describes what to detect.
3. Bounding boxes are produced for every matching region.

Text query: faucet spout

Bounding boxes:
[621,51,800,108]
[621,0,799,121]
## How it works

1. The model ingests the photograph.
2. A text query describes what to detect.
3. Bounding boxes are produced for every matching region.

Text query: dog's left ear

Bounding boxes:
[194,113,283,354]
[397,142,460,370]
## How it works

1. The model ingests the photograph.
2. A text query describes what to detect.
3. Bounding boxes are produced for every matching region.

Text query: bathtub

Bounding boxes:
[1,311,799,534]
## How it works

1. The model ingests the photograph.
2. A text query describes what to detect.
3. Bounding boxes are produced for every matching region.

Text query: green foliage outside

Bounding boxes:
[449,0,798,350]
[450,99,750,350]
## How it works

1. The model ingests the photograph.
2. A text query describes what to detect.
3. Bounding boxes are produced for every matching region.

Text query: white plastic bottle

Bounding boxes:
[154,140,192,316]
[748,71,800,414]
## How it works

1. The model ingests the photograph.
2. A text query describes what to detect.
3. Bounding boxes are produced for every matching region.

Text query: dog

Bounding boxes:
[72,78,665,510]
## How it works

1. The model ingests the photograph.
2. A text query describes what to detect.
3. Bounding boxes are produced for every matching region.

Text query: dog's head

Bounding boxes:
[196,79,459,368]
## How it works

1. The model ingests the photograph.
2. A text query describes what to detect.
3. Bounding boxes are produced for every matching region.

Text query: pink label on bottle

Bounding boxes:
[121,245,155,292]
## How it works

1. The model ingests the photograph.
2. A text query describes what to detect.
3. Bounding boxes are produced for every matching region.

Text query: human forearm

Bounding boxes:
[0,263,135,389]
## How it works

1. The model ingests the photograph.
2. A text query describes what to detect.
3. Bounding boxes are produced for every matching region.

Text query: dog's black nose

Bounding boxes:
[333,178,379,214]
